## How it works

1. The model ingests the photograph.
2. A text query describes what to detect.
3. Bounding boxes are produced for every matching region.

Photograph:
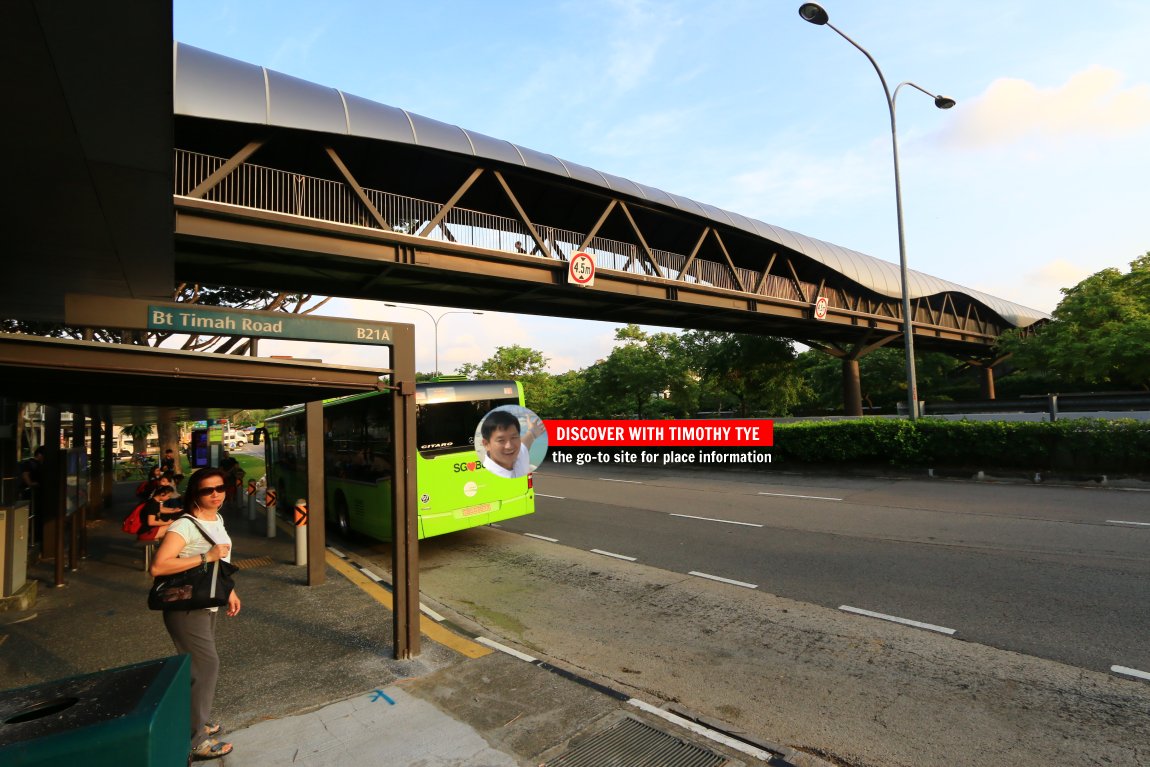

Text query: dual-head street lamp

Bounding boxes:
[798,3,954,420]
[384,304,483,376]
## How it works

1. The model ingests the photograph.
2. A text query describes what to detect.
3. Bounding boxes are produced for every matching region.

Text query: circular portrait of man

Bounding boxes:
[474,405,548,479]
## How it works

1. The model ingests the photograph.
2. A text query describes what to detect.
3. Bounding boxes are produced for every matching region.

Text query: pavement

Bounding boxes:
[0,482,829,766]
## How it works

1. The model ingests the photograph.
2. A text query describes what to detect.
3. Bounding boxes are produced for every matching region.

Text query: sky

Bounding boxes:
[173,0,1150,374]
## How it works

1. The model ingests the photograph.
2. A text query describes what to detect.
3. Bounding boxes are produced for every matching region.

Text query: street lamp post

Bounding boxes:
[798,3,954,421]
[384,304,483,376]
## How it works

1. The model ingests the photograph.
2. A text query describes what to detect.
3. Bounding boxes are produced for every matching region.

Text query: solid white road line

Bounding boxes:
[1107,520,1150,527]
[688,571,758,589]
[758,491,842,501]
[591,548,637,561]
[839,605,957,635]
[1111,665,1150,681]
[600,478,643,484]
[476,637,537,663]
[627,698,774,763]
[524,533,559,542]
[670,513,763,528]
[536,493,566,499]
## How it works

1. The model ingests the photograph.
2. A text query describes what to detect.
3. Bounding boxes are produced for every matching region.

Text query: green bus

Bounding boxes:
[263,380,534,540]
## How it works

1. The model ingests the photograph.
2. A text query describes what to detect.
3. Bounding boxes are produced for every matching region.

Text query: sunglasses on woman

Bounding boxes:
[196,484,228,497]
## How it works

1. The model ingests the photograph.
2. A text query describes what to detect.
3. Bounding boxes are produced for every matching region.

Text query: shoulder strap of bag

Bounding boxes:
[176,514,219,547]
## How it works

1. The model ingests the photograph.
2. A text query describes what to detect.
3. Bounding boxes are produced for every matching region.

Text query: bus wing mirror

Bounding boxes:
[252,427,265,446]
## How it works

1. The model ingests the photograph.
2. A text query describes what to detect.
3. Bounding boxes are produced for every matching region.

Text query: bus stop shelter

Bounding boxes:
[0,331,422,659]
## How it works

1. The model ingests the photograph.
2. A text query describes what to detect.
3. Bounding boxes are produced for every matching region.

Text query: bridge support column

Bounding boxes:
[842,358,863,417]
[980,366,996,400]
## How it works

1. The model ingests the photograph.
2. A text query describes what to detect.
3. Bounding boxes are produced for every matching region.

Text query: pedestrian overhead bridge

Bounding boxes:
[172,44,1047,370]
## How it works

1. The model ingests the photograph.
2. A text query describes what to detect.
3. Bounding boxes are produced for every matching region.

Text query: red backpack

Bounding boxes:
[122,502,147,535]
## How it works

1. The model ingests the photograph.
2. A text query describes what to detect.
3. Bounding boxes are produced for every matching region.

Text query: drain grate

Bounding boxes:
[234,556,274,570]
[544,716,728,767]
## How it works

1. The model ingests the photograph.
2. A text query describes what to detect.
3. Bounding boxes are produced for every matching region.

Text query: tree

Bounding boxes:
[456,345,561,413]
[998,253,1150,390]
[591,326,690,418]
[682,331,808,416]
[795,347,978,414]
[457,345,549,379]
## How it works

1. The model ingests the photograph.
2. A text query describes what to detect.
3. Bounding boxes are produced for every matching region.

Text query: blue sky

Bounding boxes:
[174,0,1150,373]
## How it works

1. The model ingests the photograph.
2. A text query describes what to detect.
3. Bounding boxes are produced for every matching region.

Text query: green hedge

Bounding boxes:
[772,418,1150,475]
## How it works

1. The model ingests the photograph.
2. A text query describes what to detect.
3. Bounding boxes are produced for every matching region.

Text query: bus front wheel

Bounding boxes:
[334,493,351,538]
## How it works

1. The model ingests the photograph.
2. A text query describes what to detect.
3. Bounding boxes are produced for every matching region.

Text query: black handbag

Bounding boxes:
[147,516,238,611]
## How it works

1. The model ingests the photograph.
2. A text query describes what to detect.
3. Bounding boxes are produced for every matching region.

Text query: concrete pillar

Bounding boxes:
[980,366,996,400]
[842,358,863,416]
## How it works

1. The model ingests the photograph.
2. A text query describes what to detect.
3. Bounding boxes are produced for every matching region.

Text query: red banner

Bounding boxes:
[544,419,773,447]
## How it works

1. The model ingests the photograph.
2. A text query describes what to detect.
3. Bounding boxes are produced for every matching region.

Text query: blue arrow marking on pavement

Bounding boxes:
[370,689,396,704]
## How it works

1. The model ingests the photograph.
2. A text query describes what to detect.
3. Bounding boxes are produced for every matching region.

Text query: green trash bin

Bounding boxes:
[0,655,189,766]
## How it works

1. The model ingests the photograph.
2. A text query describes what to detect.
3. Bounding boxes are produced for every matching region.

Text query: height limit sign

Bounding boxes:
[568,251,596,288]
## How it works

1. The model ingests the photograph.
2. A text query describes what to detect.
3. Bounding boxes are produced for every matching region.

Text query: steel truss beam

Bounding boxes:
[170,133,1013,352]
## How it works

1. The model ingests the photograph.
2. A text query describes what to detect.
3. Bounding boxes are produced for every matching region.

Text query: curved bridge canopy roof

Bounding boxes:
[174,42,1049,329]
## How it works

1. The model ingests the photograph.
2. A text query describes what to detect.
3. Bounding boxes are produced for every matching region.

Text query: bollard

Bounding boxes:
[293,499,308,566]
[246,479,258,521]
[264,487,278,539]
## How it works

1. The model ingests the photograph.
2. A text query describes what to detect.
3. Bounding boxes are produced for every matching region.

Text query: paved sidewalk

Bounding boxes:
[1,483,819,766]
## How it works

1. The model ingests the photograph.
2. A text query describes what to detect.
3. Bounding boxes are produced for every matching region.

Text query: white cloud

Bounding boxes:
[603,0,678,93]
[721,146,886,221]
[943,66,1150,149]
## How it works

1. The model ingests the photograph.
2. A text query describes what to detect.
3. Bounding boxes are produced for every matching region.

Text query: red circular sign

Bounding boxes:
[569,252,596,286]
[814,296,829,320]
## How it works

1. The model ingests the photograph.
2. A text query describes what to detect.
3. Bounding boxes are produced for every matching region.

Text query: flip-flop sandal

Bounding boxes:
[203,723,222,737]
[191,738,232,760]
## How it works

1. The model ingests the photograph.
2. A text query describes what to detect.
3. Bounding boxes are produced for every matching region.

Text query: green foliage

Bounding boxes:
[795,347,981,414]
[998,253,1150,390]
[681,330,808,416]
[456,345,549,379]
[121,423,153,443]
[772,418,1150,474]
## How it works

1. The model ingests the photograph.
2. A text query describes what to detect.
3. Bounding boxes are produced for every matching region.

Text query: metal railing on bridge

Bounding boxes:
[174,149,828,308]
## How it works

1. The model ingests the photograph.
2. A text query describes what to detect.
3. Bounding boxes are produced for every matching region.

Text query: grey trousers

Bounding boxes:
[163,608,220,746]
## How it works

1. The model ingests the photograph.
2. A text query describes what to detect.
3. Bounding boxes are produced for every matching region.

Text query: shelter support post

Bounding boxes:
[44,406,64,587]
[101,407,114,510]
[391,326,419,660]
[305,401,325,586]
[89,415,103,523]
[71,407,86,568]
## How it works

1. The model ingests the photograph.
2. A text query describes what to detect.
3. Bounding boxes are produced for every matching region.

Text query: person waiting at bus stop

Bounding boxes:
[150,467,240,761]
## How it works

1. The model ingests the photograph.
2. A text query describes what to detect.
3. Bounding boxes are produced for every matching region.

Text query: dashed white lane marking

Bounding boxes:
[839,605,957,635]
[689,571,758,589]
[1107,520,1150,527]
[600,478,643,484]
[536,493,566,499]
[627,698,774,763]
[476,637,537,663]
[525,533,559,542]
[758,491,843,501]
[670,513,763,528]
[420,604,445,622]
[591,548,637,561]
[1112,665,1150,682]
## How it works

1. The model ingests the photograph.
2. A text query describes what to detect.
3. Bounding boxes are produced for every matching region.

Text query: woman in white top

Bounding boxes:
[151,467,241,761]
